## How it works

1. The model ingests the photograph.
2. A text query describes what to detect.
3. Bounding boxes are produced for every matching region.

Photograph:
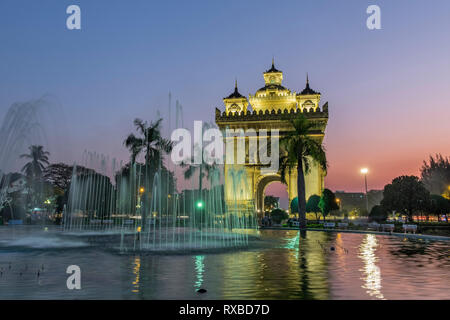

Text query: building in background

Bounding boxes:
[335,190,383,215]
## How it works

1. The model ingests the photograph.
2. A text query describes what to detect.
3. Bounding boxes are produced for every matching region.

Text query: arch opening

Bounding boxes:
[255,175,288,219]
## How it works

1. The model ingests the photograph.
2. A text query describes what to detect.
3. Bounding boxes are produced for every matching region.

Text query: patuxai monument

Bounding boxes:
[216,60,329,217]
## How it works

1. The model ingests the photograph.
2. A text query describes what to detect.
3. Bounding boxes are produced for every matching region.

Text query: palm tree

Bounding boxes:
[123,118,172,228]
[182,144,216,195]
[181,122,217,195]
[279,113,327,229]
[20,145,50,180]
[20,145,50,208]
[124,118,172,167]
[181,144,217,230]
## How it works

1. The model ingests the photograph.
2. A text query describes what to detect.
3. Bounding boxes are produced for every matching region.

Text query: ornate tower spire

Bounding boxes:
[223,78,248,115]
[299,72,319,95]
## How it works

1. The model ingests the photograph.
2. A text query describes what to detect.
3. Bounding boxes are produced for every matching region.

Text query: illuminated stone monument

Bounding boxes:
[215,60,329,217]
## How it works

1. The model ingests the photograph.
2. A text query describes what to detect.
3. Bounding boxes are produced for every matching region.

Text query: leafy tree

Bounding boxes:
[306,194,321,221]
[264,195,279,212]
[428,194,450,221]
[290,197,298,214]
[369,205,388,223]
[43,163,93,191]
[43,163,95,218]
[279,113,327,229]
[270,208,288,224]
[381,176,430,222]
[318,189,339,221]
[420,154,450,196]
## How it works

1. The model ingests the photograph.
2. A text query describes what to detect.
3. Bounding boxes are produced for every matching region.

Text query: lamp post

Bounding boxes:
[139,187,145,229]
[360,168,369,213]
[44,199,51,222]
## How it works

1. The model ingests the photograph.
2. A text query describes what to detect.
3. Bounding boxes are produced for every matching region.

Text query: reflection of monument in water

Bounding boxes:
[216,60,329,217]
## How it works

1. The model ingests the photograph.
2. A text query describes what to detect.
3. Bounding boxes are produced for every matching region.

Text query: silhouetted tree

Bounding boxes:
[20,145,50,207]
[420,154,450,196]
[124,118,173,227]
[124,118,172,167]
[381,176,430,222]
[369,205,388,223]
[428,194,450,221]
[270,208,288,224]
[43,163,93,191]
[20,145,49,180]
[264,195,279,213]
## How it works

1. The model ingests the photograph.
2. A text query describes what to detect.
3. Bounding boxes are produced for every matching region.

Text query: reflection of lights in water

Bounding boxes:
[132,257,141,293]
[194,255,205,290]
[358,234,384,299]
[282,232,300,259]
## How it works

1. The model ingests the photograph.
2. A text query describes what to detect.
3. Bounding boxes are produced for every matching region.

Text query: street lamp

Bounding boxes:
[360,168,369,212]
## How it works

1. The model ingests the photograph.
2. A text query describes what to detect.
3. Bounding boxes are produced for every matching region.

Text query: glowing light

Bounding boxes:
[194,255,205,290]
[136,226,141,233]
[360,168,368,174]
[132,257,141,293]
[358,234,385,299]
[196,201,204,209]
[139,187,145,194]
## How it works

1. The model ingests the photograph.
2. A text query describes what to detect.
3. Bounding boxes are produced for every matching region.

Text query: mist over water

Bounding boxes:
[0,95,70,175]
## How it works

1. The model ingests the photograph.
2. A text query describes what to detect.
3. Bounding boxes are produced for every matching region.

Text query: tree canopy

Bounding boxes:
[318,189,339,220]
[264,195,279,212]
[381,175,430,221]
[420,154,450,196]
[306,194,321,213]
[270,208,288,224]
[428,194,450,217]
[306,194,321,221]
[43,163,93,191]
[369,205,388,223]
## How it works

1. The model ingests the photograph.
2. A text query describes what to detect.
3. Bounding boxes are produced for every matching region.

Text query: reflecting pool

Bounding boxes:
[0,227,448,299]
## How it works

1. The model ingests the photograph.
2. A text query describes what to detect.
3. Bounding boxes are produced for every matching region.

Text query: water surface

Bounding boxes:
[0,227,448,299]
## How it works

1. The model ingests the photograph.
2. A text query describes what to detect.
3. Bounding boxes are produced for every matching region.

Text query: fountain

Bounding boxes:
[60,97,259,252]
[61,156,259,252]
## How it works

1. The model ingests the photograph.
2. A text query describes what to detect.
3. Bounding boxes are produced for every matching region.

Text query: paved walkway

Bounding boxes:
[259,226,450,241]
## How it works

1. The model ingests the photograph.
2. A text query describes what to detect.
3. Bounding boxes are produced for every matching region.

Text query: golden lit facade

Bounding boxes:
[216,61,329,216]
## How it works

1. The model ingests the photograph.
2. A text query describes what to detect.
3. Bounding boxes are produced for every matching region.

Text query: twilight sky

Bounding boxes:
[1,0,450,201]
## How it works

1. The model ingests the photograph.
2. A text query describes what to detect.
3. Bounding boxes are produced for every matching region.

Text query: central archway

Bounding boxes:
[255,174,282,217]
